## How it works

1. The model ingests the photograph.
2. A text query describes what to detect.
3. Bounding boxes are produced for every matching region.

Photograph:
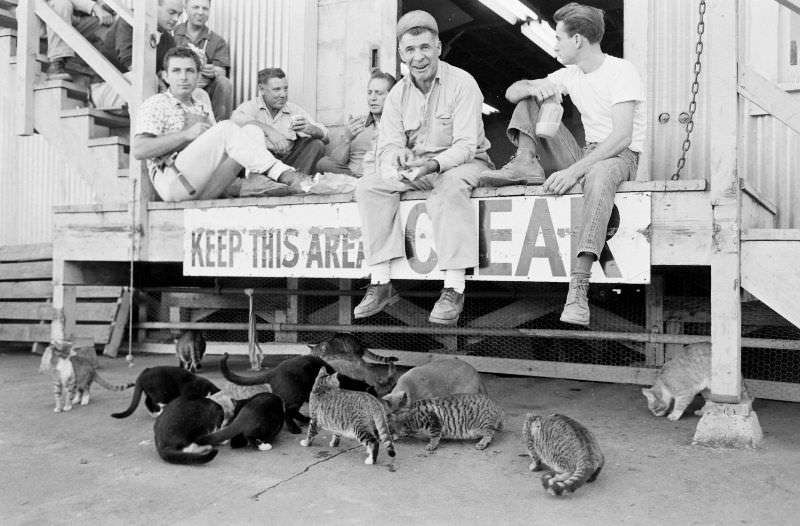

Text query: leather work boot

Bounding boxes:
[479,148,545,187]
[277,170,314,194]
[46,59,73,81]
[560,277,590,326]
[428,287,464,325]
[354,282,399,319]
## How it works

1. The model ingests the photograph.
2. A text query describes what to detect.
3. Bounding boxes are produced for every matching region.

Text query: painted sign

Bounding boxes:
[184,193,651,283]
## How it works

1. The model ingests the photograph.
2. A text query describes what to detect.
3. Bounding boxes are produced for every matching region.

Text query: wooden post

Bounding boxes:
[15,0,36,135]
[275,278,301,343]
[338,279,353,325]
[644,273,665,366]
[708,0,742,404]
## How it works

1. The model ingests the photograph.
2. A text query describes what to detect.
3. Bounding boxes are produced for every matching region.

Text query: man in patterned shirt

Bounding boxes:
[132,47,310,202]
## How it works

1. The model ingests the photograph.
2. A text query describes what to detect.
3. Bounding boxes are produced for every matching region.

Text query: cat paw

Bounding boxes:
[257,442,273,451]
[529,461,542,472]
[63,405,72,412]
[364,456,374,465]
[424,444,438,452]
[667,413,682,421]
[300,439,311,447]
[54,407,62,413]
[475,441,490,450]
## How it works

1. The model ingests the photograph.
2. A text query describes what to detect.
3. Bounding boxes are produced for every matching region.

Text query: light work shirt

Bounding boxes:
[231,97,329,142]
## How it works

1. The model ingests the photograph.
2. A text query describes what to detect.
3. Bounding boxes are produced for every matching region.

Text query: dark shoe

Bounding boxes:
[277,169,313,194]
[238,173,293,197]
[428,288,464,325]
[354,283,399,319]
[560,277,590,326]
[479,148,545,187]
[46,59,73,81]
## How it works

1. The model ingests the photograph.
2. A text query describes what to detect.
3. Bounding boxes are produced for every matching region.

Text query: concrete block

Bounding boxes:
[692,399,763,448]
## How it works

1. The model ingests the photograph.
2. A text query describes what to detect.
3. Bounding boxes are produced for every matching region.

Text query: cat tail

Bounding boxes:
[157,443,219,465]
[374,412,396,458]
[111,379,145,418]
[195,420,245,446]
[541,460,593,496]
[363,349,398,364]
[220,353,272,386]
[93,373,135,392]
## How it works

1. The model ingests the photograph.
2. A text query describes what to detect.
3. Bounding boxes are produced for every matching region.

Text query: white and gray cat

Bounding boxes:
[522,413,604,496]
[300,368,396,465]
[382,358,486,411]
[388,393,503,451]
[175,330,206,373]
[641,342,751,421]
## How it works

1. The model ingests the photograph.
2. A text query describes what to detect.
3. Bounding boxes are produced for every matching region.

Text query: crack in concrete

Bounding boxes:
[250,446,359,500]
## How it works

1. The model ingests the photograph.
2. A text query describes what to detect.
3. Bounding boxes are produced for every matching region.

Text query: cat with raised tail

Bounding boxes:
[154,395,224,465]
[175,330,206,373]
[382,358,486,411]
[196,393,284,451]
[39,342,134,412]
[309,333,398,397]
[300,368,396,465]
[388,393,503,451]
[522,413,604,496]
[111,366,219,419]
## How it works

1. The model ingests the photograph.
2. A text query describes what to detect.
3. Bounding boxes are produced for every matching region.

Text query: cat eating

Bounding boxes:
[308,333,398,396]
[39,341,134,412]
[300,368,396,465]
[153,395,224,465]
[197,393,285,451]
[382,358,486,411]
[111,366,219,419]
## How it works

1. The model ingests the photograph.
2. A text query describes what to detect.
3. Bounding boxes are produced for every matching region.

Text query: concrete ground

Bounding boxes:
[2,347,799,526]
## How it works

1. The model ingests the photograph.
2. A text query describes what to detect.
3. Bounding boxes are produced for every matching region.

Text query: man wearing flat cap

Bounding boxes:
[353,10,493,326]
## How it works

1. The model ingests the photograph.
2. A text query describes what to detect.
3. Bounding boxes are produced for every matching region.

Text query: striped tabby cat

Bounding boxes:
[309,333,398,396]
[300,368,396,465]
[39,342,134,413]
[176,330,206,373]
[522,413,604,496]
[387,393,503,451]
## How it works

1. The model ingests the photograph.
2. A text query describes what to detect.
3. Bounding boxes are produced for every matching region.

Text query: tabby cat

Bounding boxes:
[39,342,134,413]
[522,413,604,496]
[154,395,224,465]
[382,359,486,411]
[175,330,206,373]
[309,333,398,396]
[300,368,396,465]
[197,393,285,451]
[387,393,503,451]
[641,342,750,421]
[111,366,219,418]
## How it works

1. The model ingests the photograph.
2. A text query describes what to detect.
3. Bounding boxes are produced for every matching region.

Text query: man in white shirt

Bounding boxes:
[481,2,646,326]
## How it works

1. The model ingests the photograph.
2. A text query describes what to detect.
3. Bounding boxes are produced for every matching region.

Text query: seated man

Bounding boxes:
[316,69,397,177]
[44,0,116,81]
[482,2,646,326]
[91,0,181,109]
[353,10,493,326]
[231,68,328,175]
[132,47,310,202]
[173,0,234,120]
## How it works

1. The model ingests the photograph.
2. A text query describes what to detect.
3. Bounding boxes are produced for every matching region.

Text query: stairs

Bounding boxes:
[741,229,800,329]
[0,1,16,29]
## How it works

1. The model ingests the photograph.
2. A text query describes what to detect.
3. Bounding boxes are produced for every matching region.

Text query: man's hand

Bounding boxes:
[263,128,291,156]
[182,121,212,142]
[527,81,563,103]
[542,165,583,195]
[399,155,438,181]
[92,2,115,25]
[343,115,366,141]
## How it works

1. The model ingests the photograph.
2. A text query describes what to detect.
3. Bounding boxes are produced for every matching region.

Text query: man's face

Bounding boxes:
[259,77,289,111]
[185,0,210,27]
[158,0,183,32]
[398,30,440,85]
[163,56,199,97]
[554,21,579,64]
[367,78,391,115]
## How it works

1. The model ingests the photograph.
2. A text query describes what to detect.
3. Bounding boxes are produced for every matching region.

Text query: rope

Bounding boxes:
[126,178,136,367]
[245,288,264,370]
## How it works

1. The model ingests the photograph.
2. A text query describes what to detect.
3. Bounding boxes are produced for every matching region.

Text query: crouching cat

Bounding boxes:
[197,393,284,451]
[641,342,751,421]
[39,342,134,412]
[388,393,503,451]
[522,413,604,496]
[111,366,219,419]
[154,395,224,465]
[382,358,486,411]
[175,330,206,373]
[300,369,396,465]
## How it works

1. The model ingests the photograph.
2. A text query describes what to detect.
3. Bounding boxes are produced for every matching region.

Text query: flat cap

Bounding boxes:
[396,10,438,38]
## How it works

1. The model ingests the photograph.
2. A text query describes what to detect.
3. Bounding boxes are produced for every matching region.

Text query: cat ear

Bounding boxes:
[399,391,408,408]
[641,388,655,403]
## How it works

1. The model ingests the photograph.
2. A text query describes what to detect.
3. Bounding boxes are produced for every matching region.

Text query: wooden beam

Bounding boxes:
[384,298,458,351]
[466,297,559,346]
[0,243,52,262]
[0,260,52,280]
[773,0,800,17]
[338,279,353,325]
[644,274,665,366]
[14,0,36,135]
[738,65,800,136]
[104,288,130,357]
[102,0,133,25]
[0,281,52,299]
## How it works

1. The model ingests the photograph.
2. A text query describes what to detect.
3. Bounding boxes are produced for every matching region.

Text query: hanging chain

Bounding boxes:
[671,0,706,181]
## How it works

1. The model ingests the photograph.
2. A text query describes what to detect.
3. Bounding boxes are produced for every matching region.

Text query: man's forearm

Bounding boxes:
[133,132,190,161]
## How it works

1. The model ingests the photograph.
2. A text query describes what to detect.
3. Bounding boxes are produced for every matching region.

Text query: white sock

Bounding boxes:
[443,269,466,293]
[369,262,391,285]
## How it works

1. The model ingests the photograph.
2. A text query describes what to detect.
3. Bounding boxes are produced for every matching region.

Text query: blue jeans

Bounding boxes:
[508,98,640,259]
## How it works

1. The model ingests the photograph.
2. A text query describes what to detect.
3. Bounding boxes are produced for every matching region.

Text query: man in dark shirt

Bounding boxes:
[173,0,234,120]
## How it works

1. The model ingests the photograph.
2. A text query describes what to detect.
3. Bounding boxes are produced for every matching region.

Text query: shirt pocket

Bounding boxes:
[429,113,453,147]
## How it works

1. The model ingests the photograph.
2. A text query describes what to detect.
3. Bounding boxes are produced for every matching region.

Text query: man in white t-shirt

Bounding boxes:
[481,2,646,326]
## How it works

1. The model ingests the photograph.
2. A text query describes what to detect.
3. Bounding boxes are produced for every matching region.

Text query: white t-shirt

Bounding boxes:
[547,55,646,152]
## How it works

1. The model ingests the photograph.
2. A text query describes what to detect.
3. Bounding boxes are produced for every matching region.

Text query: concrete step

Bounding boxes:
[0,7,15,30]
[33,79,89,109]
[60,107,129,138]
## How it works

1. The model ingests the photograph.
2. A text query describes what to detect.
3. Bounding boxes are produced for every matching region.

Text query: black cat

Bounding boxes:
[220,354,375,434]
[154,395,224,465]
[196,393,285,450]
[111,366,219,419]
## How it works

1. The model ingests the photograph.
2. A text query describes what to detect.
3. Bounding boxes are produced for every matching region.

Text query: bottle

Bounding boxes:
[536,96,564,139]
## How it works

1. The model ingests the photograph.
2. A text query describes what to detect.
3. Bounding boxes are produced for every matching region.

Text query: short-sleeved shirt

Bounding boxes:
[378,60,491,173]
[173,23,231,72]
[134,91,215,180]
[231,97,329,142]
[547,55,646,152]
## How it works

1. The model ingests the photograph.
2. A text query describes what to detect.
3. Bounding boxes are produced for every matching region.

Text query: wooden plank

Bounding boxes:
[644,274,665,366]
[71,323,111,344]
[0,302,54,320]
[0,260,53,281]
[104,289,130,357]
[75,302,118,322]
[0,281,52,299]
[162,292,282,310]
[774,0,800,16]
[0,323,51,342]
[742,229,800,241]
[650,191,713,265]
[276,278,301,343]
[102,0,133,25]
[747,379,800,403]
[338,279,353,325]
[466,297,559,346]
[0,243,52,262]
[741,240,800,328]
[75,286,124,299]
[738,65,800,136]
[14,0,35,135]
[384,298,457,351]
[741,181,778,217]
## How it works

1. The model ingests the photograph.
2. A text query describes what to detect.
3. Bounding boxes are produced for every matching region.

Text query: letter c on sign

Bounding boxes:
[404,202,437,274]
